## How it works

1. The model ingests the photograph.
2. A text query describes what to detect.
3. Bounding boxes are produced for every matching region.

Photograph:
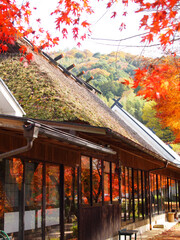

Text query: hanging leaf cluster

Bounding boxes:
[132,57,180,143]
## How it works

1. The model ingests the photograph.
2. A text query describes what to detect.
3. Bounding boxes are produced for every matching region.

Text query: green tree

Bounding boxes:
[120,91,145,122]
[142,101,175,143]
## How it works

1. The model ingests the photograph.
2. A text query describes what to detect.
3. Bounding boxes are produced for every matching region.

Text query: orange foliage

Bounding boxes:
[10,158,23,190]
[0,0,179,56]
[133,57,180,142]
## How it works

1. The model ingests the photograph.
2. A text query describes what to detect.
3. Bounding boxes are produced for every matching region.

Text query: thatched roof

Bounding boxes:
[0,38,170,156]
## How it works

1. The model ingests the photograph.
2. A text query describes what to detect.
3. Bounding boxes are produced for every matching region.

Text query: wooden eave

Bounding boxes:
[1,116,180,178]
[0,115,116,157]
[29,118,180,170]
[41,120,180,173]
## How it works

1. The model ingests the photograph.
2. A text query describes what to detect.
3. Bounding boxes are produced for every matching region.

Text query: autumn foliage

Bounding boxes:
[132,57,180,143]
[1,0,179,52]
[0,0,179,141]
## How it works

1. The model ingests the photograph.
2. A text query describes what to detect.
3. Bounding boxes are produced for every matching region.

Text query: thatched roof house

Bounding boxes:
[1,38,178,162]
[0,38,180,240]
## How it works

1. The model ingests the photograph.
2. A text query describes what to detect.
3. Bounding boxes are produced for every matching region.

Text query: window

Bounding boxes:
[92,158,102,204]
[121,166,126,221]
[128,168,133,222]
[64,167,78,240]
[170,179,176,211]
[150,173,158,215]
[121,167,133,223]
[25,162,43,239]
[3,158,23,238]
[142,171,146,218]
[161,175,167,212]
[81,156,90,205]
[134,170,138,220]
[104,161,110,203]
[138,170,143,219]
[45,164,60,239]
[112,163,119,202]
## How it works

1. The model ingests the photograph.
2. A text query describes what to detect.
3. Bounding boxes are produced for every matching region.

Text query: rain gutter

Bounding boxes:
[0,123,40,160]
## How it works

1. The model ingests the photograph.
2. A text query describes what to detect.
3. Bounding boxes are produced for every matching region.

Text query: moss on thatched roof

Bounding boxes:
[0,39,145,144]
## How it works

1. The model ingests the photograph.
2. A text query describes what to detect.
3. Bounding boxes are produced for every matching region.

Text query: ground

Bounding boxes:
[150,223,180,240]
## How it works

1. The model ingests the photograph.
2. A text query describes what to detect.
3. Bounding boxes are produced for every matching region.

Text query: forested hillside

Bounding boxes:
[50,49,175,144]
[51,49,146,106]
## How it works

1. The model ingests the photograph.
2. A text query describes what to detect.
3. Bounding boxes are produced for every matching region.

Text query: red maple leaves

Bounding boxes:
[136,0,179,46]
[130,57,180,142]
[0,0,179,56]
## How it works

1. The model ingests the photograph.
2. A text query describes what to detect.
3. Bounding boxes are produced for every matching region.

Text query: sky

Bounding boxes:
[26,0,178,58]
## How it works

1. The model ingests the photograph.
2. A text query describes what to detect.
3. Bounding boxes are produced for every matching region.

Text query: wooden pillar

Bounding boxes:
[128,168,130,220]
[141,171,144,219]
[178,181,180,209]
[0,159,5,230]
[145,171,148,217]
[60,164,64,240]
[101,160,104,205]
[124,167,126,221]
[19,160,25,240]
[137,170,140,219]
[42,164,46,240]
[78,160,81,240]
[132,169,135,222]
[90,157,93,206]
[176,180,178,210]
[119,162,122,229]
[110,162,112,204]
[148,172,152,230]
[156,174,159,214]
[167,177,170,212]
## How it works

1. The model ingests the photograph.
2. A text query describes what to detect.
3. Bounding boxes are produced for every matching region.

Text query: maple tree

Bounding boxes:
[131,56,180,143]
[1,0,179,53]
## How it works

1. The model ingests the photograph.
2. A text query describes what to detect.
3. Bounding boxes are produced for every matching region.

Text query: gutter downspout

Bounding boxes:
[0,123,40,160]
[148,161,169,230]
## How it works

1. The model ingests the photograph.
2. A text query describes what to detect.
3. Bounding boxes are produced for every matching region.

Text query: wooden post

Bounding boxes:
[90,157,93,206]
[66,64,75,71]
[141,171,144,219]
[110,162,112,204]
[19,160,25,240]
[124,167,126,222]
[54,54,63,61]
[128,168,130,220]
[137,170,140,219]
[42,164,46,240]
[60,164,64,240]
[118,162,122,229]
[86,76,94,83]
[132,169,135,222]
[176,180,178,210]
[76,71,85,78]
[148,172,152,230]
[145,171,148,217]
[77,163,81,240]
[0,159,5,230]
[178,181,180,209]
[101,160,104,205]
[156,174,159,214]
[167,177,170,212]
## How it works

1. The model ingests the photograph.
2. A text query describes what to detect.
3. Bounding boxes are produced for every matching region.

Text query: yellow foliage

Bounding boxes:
[90,68,110,77]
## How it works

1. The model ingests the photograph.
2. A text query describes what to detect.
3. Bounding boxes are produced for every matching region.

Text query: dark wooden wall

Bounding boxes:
[79,204,121,240]
[0,130,80,167]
